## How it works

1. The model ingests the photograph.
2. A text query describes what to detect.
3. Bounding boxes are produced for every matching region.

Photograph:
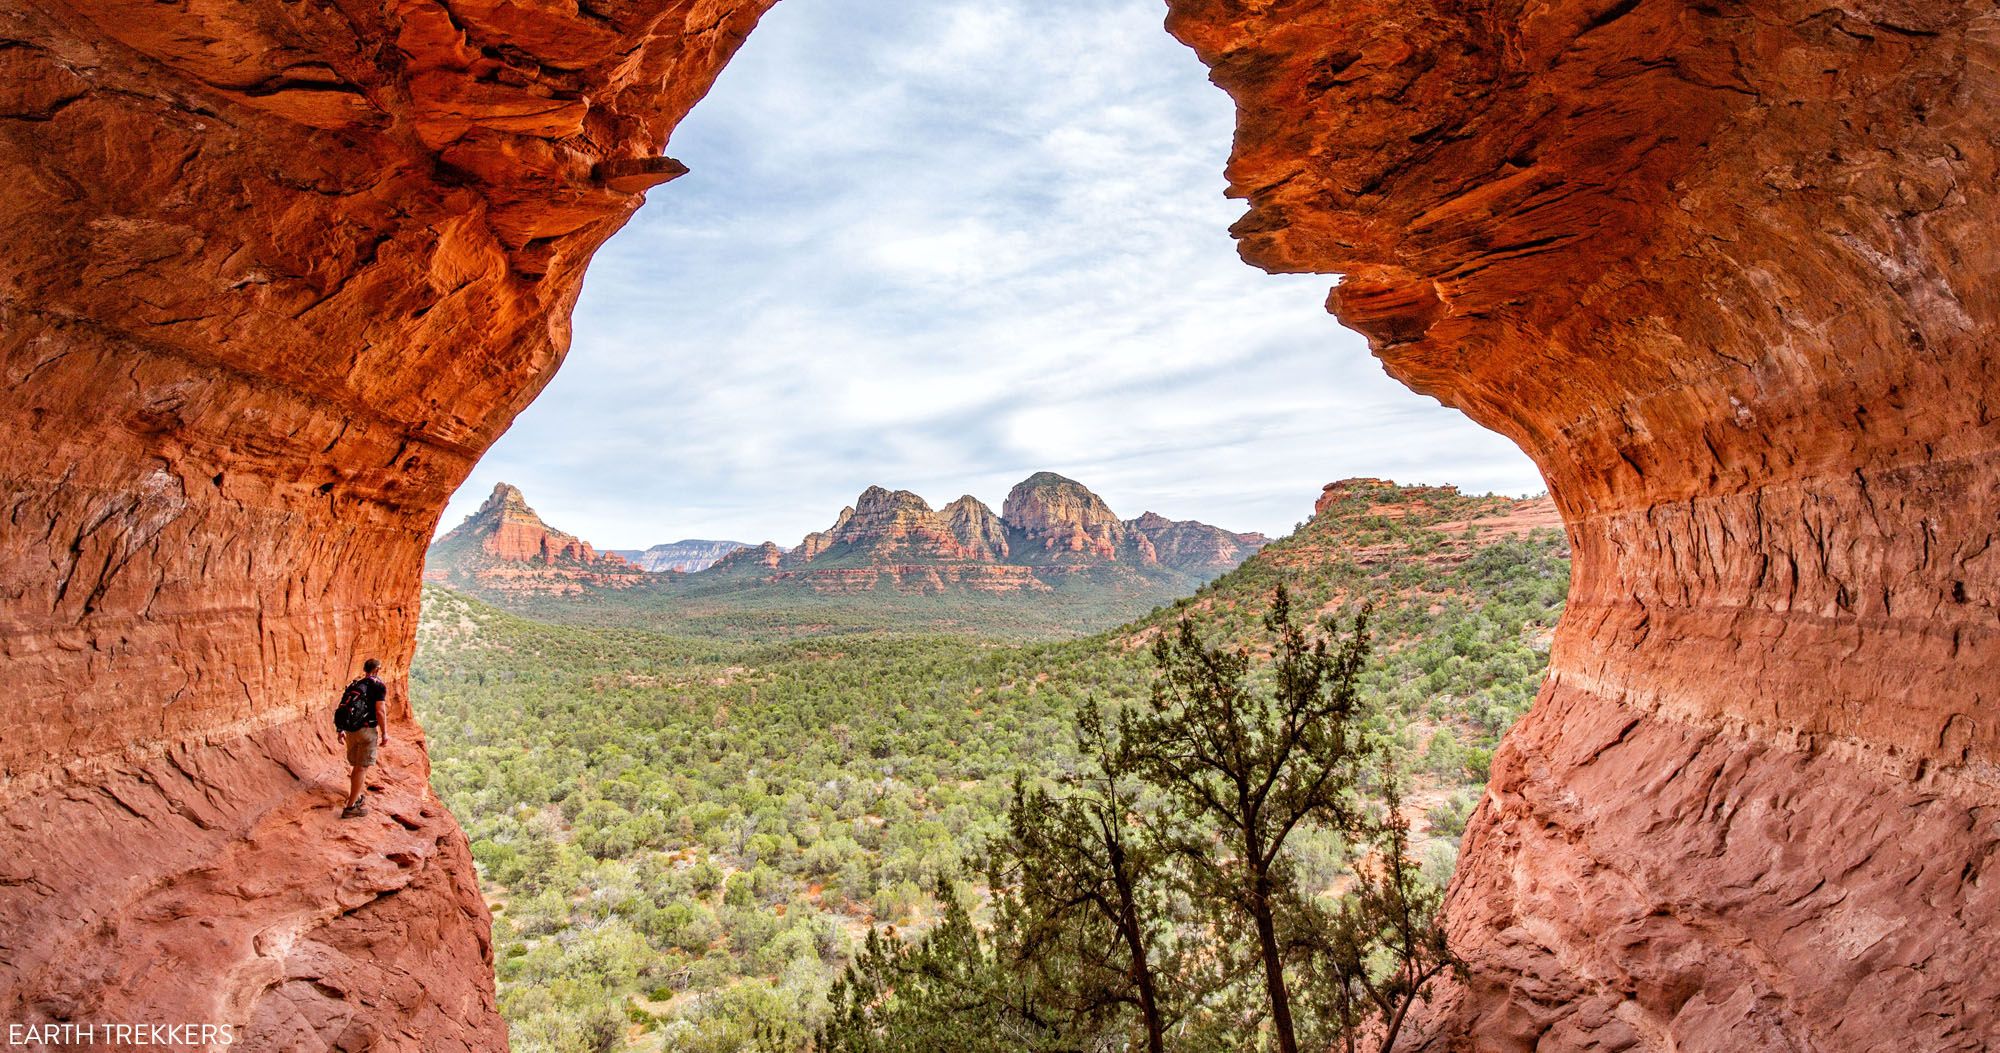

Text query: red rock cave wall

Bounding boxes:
[1165,0,1997,1048]
[0,0,771,1045]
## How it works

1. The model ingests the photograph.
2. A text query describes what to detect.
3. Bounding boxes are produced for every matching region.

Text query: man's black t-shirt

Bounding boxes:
[358,675,387,726]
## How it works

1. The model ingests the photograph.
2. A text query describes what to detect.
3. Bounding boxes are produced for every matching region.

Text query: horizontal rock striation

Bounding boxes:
[1125,510,1268,575]
[1167,0,1998,1048]
[1002,471,1155,564]
[0,0,773,1045]
[11,0,1995,1046]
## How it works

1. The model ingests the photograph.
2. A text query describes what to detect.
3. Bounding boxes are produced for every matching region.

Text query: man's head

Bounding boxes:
[363,658,380,675]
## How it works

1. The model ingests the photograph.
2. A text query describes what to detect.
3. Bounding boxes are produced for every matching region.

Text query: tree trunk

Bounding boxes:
[1250,879,1297,1053]
[1121,906,1165,1053]
[1108,836,1165,1053]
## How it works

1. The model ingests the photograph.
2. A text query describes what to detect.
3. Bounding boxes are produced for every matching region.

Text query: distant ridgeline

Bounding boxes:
[423,473,1274,638]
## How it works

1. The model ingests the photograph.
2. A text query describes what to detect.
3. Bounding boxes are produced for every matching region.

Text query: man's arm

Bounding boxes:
[379,685,392,745]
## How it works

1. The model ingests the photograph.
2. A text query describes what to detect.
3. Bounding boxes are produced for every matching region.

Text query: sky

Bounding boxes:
[435,0,1544,549]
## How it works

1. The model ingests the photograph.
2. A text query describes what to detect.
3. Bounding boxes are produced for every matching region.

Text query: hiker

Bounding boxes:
[334,658,391,818]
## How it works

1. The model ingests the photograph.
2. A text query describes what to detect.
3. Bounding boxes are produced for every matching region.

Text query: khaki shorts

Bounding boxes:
[344,726,380,768]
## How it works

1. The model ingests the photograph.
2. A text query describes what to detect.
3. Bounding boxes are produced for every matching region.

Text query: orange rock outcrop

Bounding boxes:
[0,0,772,1043]
[1168,0,1998,1047]
[425,483,647,595]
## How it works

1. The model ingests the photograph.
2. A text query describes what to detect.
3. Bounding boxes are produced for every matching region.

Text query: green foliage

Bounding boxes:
[820,588,1461,1053]
[412,482,1568,1051]
[1118,587,1374,1053]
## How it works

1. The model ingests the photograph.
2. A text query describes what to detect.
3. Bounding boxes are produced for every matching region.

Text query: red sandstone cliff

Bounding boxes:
[752,475,1259,593]
[1001,471,1158,565]
[0,0,772,1045]
[425,482,647,596]
[790,485,975,565]
[1166,0,1999,1047]
[1125,510,1269,575]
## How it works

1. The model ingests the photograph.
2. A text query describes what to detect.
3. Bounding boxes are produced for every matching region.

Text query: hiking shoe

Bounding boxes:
[341,802,368,819]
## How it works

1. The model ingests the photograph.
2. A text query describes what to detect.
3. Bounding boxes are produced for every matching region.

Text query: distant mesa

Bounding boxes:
[609,539,749,574]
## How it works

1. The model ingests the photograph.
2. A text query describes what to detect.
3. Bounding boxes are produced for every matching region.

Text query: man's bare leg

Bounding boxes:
[347,764,365,809]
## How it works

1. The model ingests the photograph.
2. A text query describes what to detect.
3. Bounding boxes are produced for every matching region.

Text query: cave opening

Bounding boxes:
[440,0,1541,550]
[1,0,1994,1049]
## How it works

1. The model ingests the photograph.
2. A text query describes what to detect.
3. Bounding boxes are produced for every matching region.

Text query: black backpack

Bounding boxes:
[333,677,377,732]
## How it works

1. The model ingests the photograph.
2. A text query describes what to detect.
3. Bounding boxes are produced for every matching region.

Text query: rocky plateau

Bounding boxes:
[609,539,748,574]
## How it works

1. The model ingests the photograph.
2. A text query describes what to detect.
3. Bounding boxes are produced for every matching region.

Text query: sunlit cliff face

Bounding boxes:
[0,0,1995,1047]
[1167,0,1999,1046]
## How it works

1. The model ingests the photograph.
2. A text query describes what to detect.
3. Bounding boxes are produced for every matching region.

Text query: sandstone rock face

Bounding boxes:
[671,476,1268,598]
[1167,0,1999,1047]
[943,495,1011,562]
[1125,510,1270,575]
[0,0,771,1044]
[12,0,1993,1046]
[1001,471,1155,564]
[798,485,973,565]
[796,506,857,563]
[715,541,785,570]
[755,475,1262,594]
[425,483,646,595]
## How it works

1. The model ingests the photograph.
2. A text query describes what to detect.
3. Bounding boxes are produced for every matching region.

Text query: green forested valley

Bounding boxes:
[411,481,1569,1051]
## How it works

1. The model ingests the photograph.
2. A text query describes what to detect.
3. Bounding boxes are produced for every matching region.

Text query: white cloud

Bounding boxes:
[437,0,1543,549]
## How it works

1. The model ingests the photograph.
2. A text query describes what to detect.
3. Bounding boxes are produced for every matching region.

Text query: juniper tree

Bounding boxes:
[1115,586,1372,1053]
[995,703,1203,1053]
[1314,765,1462,1053]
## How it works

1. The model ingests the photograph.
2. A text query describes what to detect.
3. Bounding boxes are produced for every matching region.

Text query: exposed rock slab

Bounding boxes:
[1166,0,1999,1047]
[614,539,750,574]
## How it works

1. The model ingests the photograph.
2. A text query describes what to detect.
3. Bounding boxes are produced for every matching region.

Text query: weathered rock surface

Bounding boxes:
[943,495,1011,562]
[1001,471,1155,564]
[1125,510,1269,575]
[747,474,1259,594]
[425,482,645,595]
[793,485,974,565]
[11,0,1995,1045]
[0,0,772,1044]
[1167,0,1999,1047]
[714,541,785,571]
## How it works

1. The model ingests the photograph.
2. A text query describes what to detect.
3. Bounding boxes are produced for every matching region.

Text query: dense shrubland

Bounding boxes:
[412,483,1568,1051]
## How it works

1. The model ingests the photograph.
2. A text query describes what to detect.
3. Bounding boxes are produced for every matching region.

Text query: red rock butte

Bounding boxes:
[0,0,1992,1049]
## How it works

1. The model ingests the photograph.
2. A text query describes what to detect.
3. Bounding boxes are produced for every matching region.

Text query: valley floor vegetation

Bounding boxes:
[411,483,1568,1052]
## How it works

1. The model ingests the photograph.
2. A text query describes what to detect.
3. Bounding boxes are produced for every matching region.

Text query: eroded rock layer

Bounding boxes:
[0,0,773,1044]
[1165,0,1998,1048]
